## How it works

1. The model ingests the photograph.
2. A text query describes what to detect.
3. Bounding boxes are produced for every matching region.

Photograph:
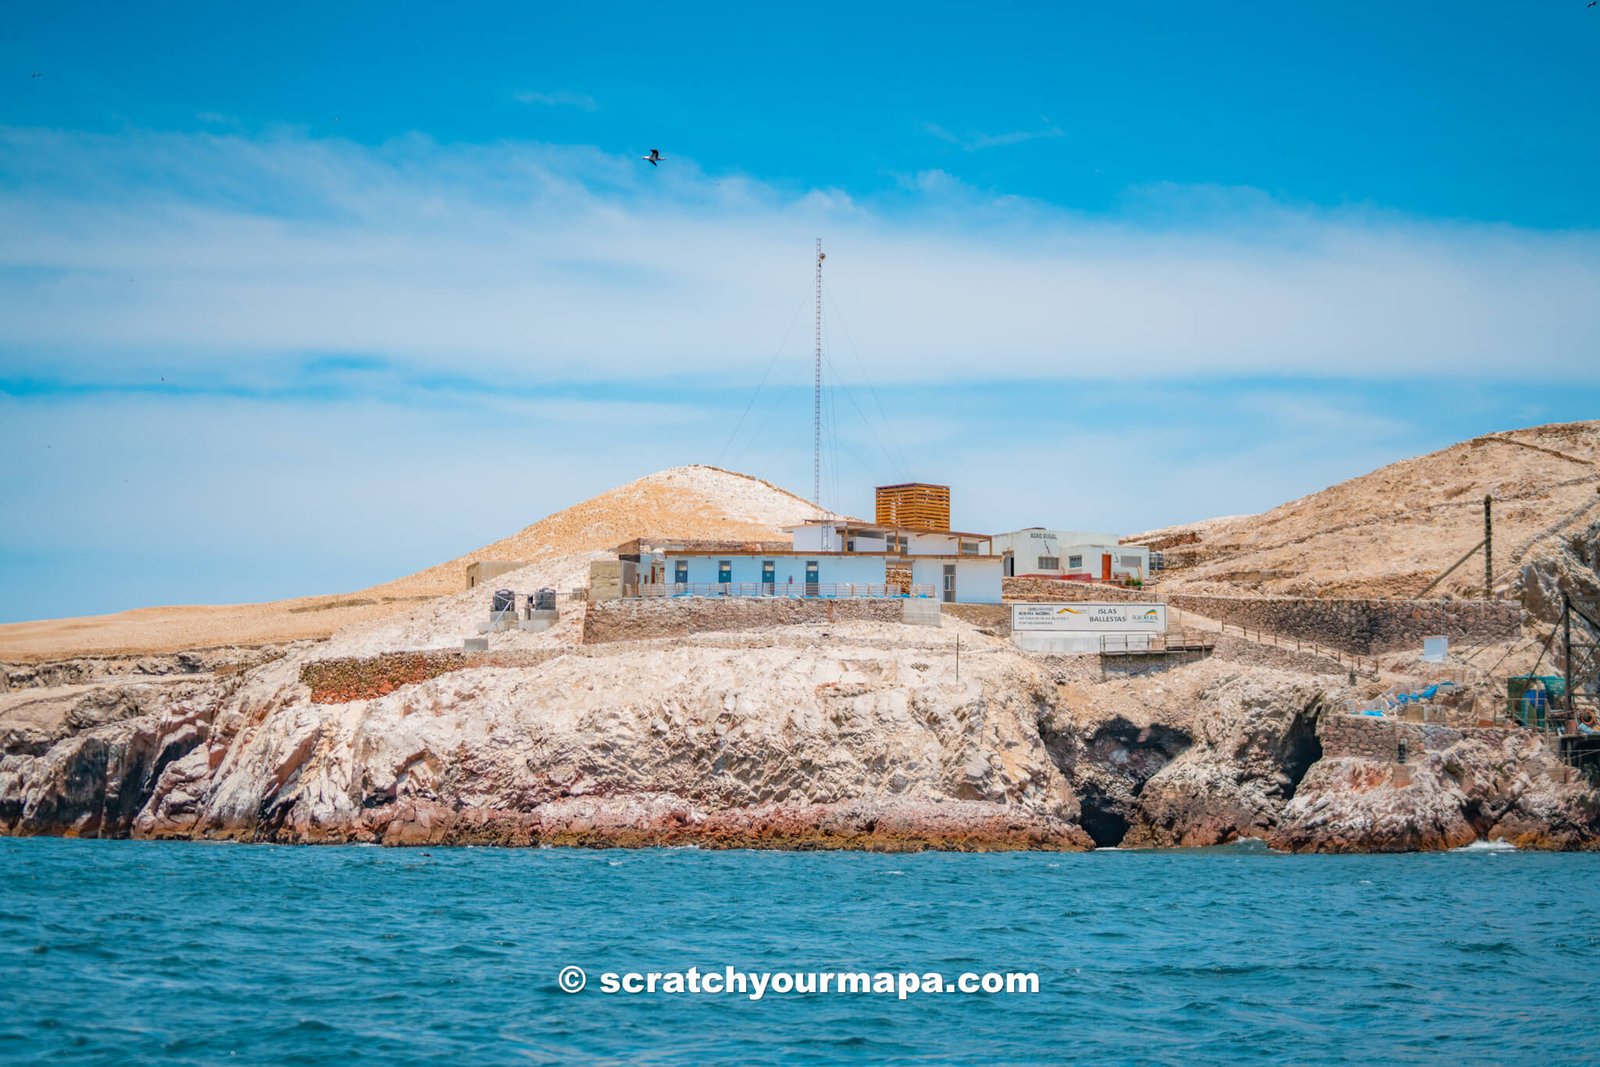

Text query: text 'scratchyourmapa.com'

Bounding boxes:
[556,966,1040,1001]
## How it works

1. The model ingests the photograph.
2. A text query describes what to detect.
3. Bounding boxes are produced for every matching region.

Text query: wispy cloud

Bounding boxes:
[923,121,1064,151]
[513,89,599,111]
[0,125,1597,395]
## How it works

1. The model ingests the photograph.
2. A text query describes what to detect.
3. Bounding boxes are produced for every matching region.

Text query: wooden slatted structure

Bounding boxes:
[875,483,951,531]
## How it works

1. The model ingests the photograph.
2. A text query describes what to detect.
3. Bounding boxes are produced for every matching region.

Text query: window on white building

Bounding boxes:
[1067,554,1083,569]
[1118,555,1141,569]
[1037,556,1059,570]
[960,541,978,556]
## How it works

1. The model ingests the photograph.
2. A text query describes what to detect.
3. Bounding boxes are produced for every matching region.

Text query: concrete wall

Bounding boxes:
[1319,713,1518,761]
[911,558,1003,604]
[587,559,638,602]
[465,560,528,590]
[1166,593,1523,655]
[582,596,907,644]
[905,531,987,556]
[790,524,842,552]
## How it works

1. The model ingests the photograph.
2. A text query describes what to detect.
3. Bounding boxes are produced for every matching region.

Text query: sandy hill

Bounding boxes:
[0,466,832,662]
[1138,421,1600,599]
[10,424,1599,663]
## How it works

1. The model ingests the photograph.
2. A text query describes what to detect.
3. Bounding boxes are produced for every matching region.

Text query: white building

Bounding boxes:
[991,528,1150,583]
[783,519,1003,604]
[656,550,893,598]
[609,483,1006,605]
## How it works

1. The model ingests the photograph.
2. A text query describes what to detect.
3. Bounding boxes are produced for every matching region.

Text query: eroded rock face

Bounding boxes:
[0,690,216,837]
[1122,673,1327,848]
[3,625,1093,851]
[3,625,1597,853]
[1038,665,1329,848]
[1272,726,1600,853]
[1040,713,1192,847]
[1,646,294,693]
[1517,512,1600,626]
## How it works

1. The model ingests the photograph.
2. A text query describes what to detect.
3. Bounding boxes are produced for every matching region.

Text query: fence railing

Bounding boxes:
[1099,630,1215,655]
[1207,618,1377,675]
[633,582,938,600]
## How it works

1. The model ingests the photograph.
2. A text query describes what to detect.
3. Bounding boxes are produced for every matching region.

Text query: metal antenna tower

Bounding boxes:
[813,238,824,507]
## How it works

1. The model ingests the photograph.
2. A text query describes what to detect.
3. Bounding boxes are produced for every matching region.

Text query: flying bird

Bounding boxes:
[642,148,663,166]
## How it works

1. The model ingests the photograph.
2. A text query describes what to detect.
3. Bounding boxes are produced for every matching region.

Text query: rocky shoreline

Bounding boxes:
[3,618,1595,854]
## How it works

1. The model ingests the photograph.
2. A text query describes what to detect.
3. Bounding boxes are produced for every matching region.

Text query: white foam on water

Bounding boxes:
[1452,839,1519,853]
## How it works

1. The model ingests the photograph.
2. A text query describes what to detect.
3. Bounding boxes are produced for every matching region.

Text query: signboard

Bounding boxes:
[1011,602,1167,633]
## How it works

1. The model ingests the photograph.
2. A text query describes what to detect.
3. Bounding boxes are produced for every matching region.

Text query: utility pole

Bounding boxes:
[813,238,824,508]
[1565,593,1574,715]
[1484,495,1494,600]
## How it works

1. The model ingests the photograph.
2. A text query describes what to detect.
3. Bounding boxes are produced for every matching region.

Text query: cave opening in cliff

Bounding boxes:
[1078,785,1131,848]
[1278,707,1323,800]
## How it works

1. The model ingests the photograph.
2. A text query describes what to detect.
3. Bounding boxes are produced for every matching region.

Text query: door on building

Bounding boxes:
[943,564,957,603]
[805,560,819,597]
[717,560,732,594]
[673,560,688,592]
[1101,554,1112,581]
[761,560,775,595]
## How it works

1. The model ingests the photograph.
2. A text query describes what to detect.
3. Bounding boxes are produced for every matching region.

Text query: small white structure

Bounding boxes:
[991,529,1150,583]
[1422,636,1449,663]
[1010,602,1168,654]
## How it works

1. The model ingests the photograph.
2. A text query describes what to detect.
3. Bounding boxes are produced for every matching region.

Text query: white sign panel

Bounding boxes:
[1011,602,1168,633]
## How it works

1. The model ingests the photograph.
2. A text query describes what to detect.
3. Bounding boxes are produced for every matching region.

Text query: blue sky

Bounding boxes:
[2,2,1598,622]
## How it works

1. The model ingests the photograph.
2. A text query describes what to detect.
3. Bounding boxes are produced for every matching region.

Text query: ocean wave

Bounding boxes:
[1452,839,1519,853]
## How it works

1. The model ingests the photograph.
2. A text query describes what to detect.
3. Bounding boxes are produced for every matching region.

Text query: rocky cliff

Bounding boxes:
[3,616,1595,853]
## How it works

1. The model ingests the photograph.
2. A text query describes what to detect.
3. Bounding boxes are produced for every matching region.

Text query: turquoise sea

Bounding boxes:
[2,838,1597,1065]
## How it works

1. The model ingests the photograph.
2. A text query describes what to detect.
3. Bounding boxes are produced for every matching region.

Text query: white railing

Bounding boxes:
[1099,631,1215,655]
[634,582,937,600]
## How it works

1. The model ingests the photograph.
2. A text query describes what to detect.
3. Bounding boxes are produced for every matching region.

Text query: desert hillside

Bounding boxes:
[0,466,832,662]
[1135,421,1600,599]
[7,422,1599,662]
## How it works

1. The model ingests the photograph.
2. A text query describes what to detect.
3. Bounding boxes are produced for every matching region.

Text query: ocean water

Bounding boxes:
[2,839,1598,1066]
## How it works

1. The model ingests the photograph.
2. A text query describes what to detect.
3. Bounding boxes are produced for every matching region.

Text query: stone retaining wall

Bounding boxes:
[301,650,559,703]
[1319,713,1517,761]
[1001,579,1148,603]
[1165,594,1522,655]
[940,603,1011,634]
[581,597,908,644]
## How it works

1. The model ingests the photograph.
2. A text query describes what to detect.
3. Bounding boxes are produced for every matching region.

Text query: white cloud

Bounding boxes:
[0,125,1596,392]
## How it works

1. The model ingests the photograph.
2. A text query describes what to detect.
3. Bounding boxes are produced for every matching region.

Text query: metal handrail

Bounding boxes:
[1211,619,1375,675]
[1099,630,1215,655]
[634,582,938,600]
